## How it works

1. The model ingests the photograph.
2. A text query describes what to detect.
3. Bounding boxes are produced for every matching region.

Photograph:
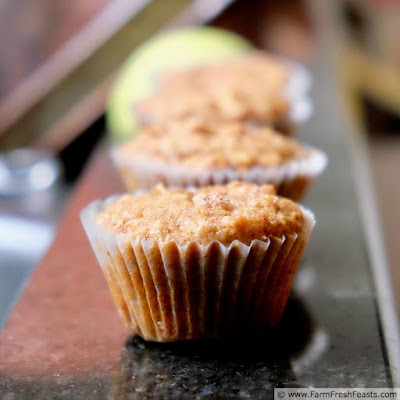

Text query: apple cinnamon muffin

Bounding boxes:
[81,182,315,342]
[112,118,327,200]
[134,51,310,132]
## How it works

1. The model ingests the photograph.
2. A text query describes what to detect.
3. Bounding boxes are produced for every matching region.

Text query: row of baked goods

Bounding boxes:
[81,50,327,342]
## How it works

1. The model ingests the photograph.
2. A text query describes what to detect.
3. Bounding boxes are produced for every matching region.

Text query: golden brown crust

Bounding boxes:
[97,182,304,246]
[119,118,310,171]
[135,51,290,125]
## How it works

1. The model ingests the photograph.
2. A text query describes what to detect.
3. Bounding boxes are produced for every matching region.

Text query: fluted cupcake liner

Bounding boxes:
[81,194,315,342]
[112,146,327,201]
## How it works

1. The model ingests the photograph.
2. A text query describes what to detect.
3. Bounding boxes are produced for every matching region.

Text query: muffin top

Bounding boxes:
[135,52,289,125]
[97,182,304,246]
[119,118,310,171]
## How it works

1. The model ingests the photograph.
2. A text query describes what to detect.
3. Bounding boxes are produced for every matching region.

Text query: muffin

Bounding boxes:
[81,182,315,342]
[112,118,327,201]
[134,51,312,132]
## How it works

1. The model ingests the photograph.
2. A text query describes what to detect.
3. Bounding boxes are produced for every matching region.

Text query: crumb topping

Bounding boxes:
[119,119,309,171]
[97,182,304,246]
[135,51,290,125]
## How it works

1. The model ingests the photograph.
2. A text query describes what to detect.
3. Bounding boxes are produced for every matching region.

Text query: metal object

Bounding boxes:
[0,147,68,330]
[0,149,61,196]
[0,0,238,151]
[0,0,191,150]
[0,216,54,330]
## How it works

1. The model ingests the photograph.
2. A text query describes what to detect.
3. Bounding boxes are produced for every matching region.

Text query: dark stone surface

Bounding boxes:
[109,295,313,400]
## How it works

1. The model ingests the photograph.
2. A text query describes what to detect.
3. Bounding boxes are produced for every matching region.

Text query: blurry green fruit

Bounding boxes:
[107,27,253,142]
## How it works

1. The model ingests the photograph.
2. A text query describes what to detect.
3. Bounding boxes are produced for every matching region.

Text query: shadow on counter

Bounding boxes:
[109,293,329,400]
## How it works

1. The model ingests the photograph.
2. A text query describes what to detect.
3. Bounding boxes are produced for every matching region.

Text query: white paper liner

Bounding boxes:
[283,59,313,125]
[282,58,312,98]
[81,192,315,342]
[111,145,328,201]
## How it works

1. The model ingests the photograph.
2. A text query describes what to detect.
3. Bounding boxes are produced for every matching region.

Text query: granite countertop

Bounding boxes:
[109,294,314,400]
[0,54,395,399]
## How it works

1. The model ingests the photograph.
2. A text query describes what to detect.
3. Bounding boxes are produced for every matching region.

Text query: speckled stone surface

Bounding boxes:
[0,55,394,399]
[109,296,313,400]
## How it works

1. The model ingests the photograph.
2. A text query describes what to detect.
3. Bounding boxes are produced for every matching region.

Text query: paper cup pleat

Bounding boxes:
[248,236,283,328]
[258,233,298,330]
[271,233,306,325]
[112,146,327,201]
[116,239,153,338]
[102,262,132,328]
[81,195,315,342]
[182,242,205,338]
[103,240,139,332]
[140,240,175,340]
[202,242,224,337]
[133,241,163,339]
[232,241,270,332]
[161,242,192,340]
[218,241,251,334]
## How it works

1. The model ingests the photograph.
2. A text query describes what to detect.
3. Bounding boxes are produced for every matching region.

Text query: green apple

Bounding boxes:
[107,27,253,142]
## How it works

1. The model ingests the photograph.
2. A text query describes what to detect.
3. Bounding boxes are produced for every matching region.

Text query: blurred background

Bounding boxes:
[0,0,399,324]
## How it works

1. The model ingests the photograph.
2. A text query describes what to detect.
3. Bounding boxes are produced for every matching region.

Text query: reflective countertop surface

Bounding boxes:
[0,150,70,330]
[0,54,396,399]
